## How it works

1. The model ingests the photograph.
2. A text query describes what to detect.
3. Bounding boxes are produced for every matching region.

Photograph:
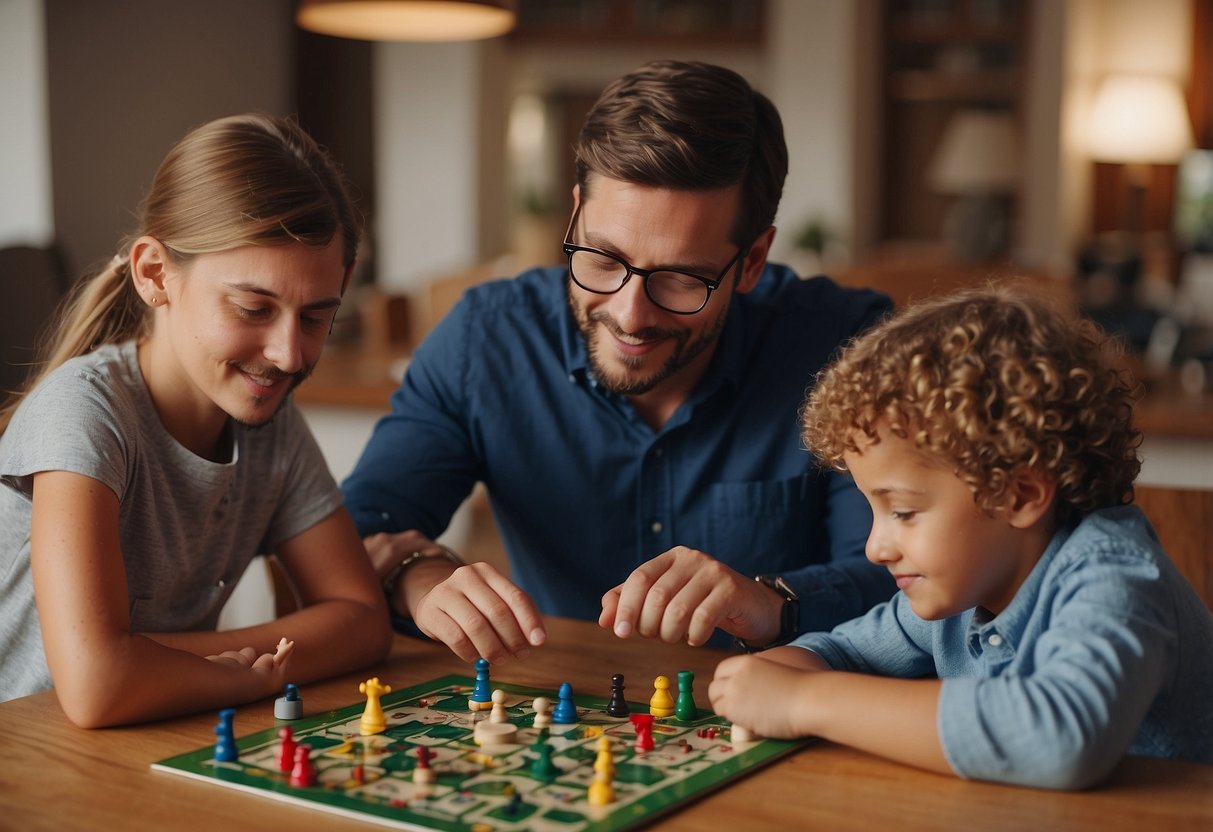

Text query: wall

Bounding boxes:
[0,0,53,249]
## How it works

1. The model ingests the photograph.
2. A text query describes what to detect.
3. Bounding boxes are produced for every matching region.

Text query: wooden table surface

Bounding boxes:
[2,617,1209,832]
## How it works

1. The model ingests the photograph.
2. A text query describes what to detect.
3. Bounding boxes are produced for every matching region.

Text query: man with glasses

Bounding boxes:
[342,61,894,663]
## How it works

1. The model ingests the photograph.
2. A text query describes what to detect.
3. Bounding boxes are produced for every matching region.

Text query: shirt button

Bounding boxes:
[651,521,663,534]
[987,634,1003,647]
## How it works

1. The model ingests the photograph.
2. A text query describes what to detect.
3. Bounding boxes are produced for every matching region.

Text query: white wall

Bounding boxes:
[0,0,53,249]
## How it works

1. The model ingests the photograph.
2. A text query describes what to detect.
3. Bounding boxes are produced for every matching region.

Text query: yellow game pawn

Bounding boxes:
[649,675,675,717]
[588,737,616,806]
[359,677,392,736]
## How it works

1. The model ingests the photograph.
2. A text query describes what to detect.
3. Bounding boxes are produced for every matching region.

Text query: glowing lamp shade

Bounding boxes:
[928,111,1020,194]
[296,0,516,42]
[1088,75,1194,164]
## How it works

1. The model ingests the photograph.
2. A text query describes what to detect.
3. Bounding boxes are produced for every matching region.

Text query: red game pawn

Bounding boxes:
[277,726,297,773]
[413,745,436,785]
[289,743,316,787]
[629,713,655,752]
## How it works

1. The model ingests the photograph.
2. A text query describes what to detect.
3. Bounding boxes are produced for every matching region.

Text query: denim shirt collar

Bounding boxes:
[965,522,1076,655]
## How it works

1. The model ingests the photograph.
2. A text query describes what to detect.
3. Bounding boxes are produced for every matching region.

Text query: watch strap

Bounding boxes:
[735,574,801,653]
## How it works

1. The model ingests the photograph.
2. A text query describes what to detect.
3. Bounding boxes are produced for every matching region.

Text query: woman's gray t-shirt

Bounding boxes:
[0,341,342,701]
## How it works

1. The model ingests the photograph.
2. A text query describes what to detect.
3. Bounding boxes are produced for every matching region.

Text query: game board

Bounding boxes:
[152,673,807,832]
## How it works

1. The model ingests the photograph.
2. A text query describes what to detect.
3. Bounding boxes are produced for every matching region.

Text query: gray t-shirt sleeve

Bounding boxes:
[257,401,343,552]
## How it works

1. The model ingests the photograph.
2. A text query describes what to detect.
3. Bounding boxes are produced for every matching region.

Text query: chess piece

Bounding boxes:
[359,676,392,735]
[606,673,629,718]
[629,713,655,753]
[469,657,492,711]
[532,696,551,728]
[289,744,315,787]
[413,746,436,784]
[551,682,578,724]
[277,726,296,773]
[213,708,238,762]
[649,675,674,717]
[274,682,303,720]
[675,670,696,721]
[489,689,509,724]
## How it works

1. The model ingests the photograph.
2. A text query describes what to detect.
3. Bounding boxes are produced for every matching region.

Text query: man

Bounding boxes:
[342,60,894,662]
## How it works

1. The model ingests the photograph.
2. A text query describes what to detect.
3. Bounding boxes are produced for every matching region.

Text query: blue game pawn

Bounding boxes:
[274,683,303,720]
[214,708,238,762]
[469,657,492,711]
[551,682,578,724]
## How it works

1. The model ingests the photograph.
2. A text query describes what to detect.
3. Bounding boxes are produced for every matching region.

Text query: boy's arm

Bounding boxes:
[709,646,950,774]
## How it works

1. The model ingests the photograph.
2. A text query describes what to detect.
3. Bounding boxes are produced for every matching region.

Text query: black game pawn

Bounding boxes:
[606,673,630,718]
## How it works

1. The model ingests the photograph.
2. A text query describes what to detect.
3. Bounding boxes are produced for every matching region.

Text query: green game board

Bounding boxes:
[152,674,807,831]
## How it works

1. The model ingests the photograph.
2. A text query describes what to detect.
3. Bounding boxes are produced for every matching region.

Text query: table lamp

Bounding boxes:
[928,110,1021,262]
[1087,74,1194,234]
[296,0,516,41]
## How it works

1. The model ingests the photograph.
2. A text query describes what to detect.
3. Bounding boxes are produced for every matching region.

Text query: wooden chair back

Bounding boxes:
[1135,485,1213,609]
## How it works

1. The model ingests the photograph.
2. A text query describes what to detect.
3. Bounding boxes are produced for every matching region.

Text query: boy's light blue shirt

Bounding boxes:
[790,505,1213,789]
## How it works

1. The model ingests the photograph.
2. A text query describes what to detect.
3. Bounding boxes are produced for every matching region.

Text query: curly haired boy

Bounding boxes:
[708,286,1213,789]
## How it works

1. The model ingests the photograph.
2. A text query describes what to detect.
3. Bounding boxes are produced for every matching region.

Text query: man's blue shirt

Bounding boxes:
[342,264,895,642]
[791,506,1213,788]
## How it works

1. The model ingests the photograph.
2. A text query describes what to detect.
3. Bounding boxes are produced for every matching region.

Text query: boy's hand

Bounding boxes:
[708,651,820,739]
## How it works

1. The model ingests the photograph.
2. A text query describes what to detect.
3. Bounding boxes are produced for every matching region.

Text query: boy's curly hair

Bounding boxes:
[802,286,1142,525]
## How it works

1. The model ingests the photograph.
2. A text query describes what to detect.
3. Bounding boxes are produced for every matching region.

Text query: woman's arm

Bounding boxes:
[147,506,392,680]
[31,471,294,726]
[31,472,389,727]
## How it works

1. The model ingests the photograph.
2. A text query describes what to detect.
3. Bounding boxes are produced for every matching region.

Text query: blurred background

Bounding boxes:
[2,0,1211,526]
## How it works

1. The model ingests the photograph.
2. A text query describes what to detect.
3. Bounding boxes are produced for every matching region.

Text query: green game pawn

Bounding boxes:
[530,738,559,780]
[675,670,696,721]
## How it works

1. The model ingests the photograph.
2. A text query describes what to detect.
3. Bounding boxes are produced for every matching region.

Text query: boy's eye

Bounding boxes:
[301,314,329,331]
[236,305,270,319]
[891,510,917,522]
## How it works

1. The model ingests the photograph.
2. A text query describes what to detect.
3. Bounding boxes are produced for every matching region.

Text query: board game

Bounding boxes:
[152,673,807,831]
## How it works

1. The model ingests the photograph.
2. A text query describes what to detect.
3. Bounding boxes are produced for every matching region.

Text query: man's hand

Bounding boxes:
[411,562,546,664]
[598,546,785,646]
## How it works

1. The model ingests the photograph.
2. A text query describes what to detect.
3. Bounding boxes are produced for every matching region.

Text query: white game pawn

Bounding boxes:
[489,689,509,724]
[730,723,759,744]
[473,720,519,747]
[532,696,551,728]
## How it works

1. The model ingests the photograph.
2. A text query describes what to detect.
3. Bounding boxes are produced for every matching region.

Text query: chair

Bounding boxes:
[1135,485,1213,609]
[0,245,71,395]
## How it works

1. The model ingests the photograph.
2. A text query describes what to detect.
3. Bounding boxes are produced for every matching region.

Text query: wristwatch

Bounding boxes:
[735,574,801,653]
[382,544,464,600]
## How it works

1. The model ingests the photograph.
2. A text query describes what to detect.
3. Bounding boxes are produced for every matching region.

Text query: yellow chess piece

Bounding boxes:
[359,677,392,736]
[649,675,675,717]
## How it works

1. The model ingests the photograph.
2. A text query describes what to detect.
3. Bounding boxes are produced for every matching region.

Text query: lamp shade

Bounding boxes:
[1088,75,1194,163]
[296,0,516,42]
[928,111,1020,193]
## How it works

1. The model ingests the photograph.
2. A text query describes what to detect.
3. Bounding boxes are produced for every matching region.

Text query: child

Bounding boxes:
[0,115,391,726]
[708,286,1213,789]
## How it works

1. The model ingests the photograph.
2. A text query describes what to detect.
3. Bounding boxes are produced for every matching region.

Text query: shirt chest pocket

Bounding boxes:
[697,475,817,575]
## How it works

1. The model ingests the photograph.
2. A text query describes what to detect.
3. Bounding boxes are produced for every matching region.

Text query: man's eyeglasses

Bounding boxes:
[562,203,747,315]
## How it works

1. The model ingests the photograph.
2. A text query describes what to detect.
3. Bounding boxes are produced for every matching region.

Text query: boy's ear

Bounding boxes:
[1004,466,1056,529]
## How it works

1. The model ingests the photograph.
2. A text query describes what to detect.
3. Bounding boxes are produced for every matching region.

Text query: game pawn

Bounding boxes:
[649,675,675,717]
[531,696,552,728]
[587,736,617,806]
[629,713,655,753]
[489,689,510,724]
[277,726,297,773]
[675,670,696,721]
[606,673,629,717]
[412,746,436,785]
[731,723,760,744]
[529,736,559,780]
[551,682,578,724]
[359,676,392,736]
[213,708,238,762]
[274,682,303,720]
[289,744,316,787]
[469,657,492,711]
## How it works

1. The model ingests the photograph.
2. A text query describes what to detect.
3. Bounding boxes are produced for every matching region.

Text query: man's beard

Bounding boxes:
[570,285,727,397]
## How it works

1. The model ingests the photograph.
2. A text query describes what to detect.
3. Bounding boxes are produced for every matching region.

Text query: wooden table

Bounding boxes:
[0,618,1209,831]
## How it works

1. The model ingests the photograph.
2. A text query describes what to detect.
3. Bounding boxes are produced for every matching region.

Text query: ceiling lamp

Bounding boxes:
[296,0,517,42]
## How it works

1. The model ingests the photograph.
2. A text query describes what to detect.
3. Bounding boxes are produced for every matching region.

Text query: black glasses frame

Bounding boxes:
[562,203,747,315]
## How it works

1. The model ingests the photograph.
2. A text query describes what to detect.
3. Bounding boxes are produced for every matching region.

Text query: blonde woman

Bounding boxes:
[0,115,390,726]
